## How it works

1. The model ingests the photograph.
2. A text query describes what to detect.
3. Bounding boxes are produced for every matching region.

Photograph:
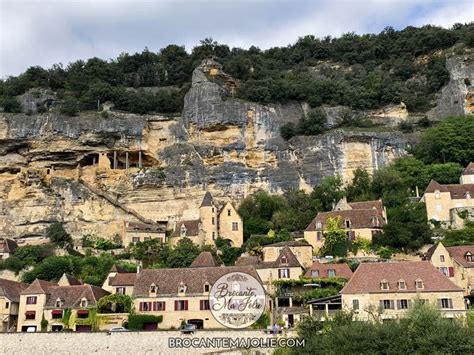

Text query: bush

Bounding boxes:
[3,97,22,113]
[97,294,133,313]
[127,314,163,330]
[47,222,73,248]
[60,97,79,116]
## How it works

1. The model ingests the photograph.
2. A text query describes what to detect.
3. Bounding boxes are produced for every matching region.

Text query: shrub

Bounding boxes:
[127,314,163,330]
[60,97,79,116]
[97,294,133,313]
[3,97,22,113]
[47,222,73,248]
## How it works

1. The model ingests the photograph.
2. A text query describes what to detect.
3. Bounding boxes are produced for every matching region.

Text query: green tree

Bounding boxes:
[3,96,22,113]
[346,168,372,202]
[131,239,168,268]
[311,175,344,211]
[166,238,201,268]
[320,217,350,257]
[60,96,80,116]
[46,222,73,248]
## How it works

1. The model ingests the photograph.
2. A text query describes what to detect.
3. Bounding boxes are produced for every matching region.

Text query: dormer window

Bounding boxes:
[316,221,322,229]
[345,219,351,228]
[55,298,64,308]
[398,280,406,290]
[465,252,473,262]
[415,279,424,290]
[150,283,157,293]
[281,255,288,264]
[327,269,336,278]
[180,225,187,237]
[204,283,210,293]
[371,217,379,227]
[179,282,186,293]
[80,298,88,307]
[435,190,440,199]
[466,191,471,199]
[380,280,389,290]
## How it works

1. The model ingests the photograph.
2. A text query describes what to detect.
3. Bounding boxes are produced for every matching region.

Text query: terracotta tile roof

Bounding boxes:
[44,284,109,308]
[462,162,474,175]
[306,209,385,231]
[0,238,18,254]
[304,262,353,279]
[446,246,474,268]
[200,192,214,207]
[235,256,260,266]
[125,221,166,233]
[0,278,28,302]
[109,273,138,286]
[132,265,262,297]
[424,180,474,199]
[190,252,219,268]
[20,279,57,295]
[341,261,462,294]
[263,240,311,248]
[348,200,383,214]
[171,220,201,237]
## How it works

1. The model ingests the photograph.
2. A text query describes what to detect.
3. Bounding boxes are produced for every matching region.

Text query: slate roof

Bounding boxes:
[446,246,474,268]
[132,265,262,297]
[305,209,385,231]
[304,261,353,279]
[200,192,214,207]
[0,238,18,254]
[462,162,474,175]
[109,273,138,286]
[190,251,219,268]
[0,278,28,302]
[341,261,462,294]
[425,180,474,199]
[171,220,201,237]
[44,284,109,309]
[20,279,57,295]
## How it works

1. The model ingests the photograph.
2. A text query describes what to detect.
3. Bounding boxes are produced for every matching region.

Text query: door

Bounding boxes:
[75,325,92,332]
[143,322,158,331]
[188,319,204,329]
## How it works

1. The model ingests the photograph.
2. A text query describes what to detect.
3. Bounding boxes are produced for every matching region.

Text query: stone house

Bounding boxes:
[0,278,28,332]
[304,261,353,279]
[123,221,167,246]
[340,261,466,321]
[304,198,387,252]
[422,162,474,228]
[170,192,243,248]
[262,240,313,268]
[131,255,263,330]
[0,238,18,260]
[102,265,137,296]
[424,242,474,301]
[17,276,109,332]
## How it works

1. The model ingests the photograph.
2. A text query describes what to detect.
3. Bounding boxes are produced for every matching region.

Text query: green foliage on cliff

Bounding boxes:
[1,25,472,116]
[47,222,73,248]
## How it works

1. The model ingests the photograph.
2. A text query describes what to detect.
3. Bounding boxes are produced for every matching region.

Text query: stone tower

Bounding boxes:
[199,192,218,245]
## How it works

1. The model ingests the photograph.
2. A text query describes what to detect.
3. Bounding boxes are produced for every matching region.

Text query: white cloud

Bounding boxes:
[0,0,472,77]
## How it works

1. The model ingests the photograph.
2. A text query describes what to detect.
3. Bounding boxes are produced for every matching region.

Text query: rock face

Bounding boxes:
[0,54,470,242]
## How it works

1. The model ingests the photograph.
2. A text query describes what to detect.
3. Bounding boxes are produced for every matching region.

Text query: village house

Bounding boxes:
[422,162,474,228]
[131,252,263,330]
[0,278,28,332]
[0,238,18,260]
[304,198,387,252]
[17,275,109,332]
[123,221,167,246]
[170,192,244,248]
[424,243,474,301]
[340,261,466,321]
[304,261,353,279]
[102,265,137,296]
[262,240,313,268]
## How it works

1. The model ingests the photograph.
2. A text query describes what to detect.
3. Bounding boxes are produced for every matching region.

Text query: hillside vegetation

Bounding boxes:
[1,24,472,116]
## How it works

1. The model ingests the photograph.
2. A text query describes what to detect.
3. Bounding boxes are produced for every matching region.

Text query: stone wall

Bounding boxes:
[1,330,297,354]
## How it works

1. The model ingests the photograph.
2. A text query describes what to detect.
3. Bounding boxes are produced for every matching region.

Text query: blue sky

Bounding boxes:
[0,0,472,77]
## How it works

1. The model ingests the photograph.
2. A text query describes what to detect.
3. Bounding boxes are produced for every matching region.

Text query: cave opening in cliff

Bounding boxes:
[78,153,100,167]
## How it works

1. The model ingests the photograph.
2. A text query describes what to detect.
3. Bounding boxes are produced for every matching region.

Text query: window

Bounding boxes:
[80,298,88,307]
[281,255,288,264]
[345,219,351,228]
[311,270,319,278]
[316,231,322,241]
[397,299,410,309]
[415,279,424,290]
[25,311,36,320]
[5,301,9,309]
[153,301,166,311]
[227,209,231,216]
[352,299,359,310]
[175,300,188,311]
[327,269,336,278]
[346,230,355,240]
[55,298,64,307]
[232,222,238,231]
[52,310,63,319]
[212,207,214,213]
[212,217,215,225]
[398,280,406,290]
[150,284,157,293]
[371,217,379,226]
[439,267,449,277]
[465,252,473,262]
[278,269,290,279]
[116,287,126,295]
[380,280,389,290]
[316,221,322,229]
[380,300,394,310]
[132,237,140,243]
[139,302,152,311]
[26,296,37,305]
[440,255,445,262]
[435,190,440,199]
[200,300,210,310]
[179,282,186,293]
[439,298,453,309]
[212,231,215,240]
[204,283,210,292]
[180,225,187,237]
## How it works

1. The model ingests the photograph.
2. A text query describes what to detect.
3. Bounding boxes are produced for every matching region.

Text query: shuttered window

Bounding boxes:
[175,300,188,311]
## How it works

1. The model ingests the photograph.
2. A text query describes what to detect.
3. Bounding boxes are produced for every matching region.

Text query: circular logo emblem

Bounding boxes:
[209,271,266,329]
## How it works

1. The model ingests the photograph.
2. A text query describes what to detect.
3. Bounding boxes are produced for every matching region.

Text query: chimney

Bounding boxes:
[415,186,420,198]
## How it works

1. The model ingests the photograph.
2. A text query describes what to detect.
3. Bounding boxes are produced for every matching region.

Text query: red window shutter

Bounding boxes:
[148,302,152,311]
[185,300,188,310]
[448,267,454,277]
[163,302,166,311]
[199,300,203,310]
[139,302,143,311]
[174,300,178,310]
[153,302,156,311]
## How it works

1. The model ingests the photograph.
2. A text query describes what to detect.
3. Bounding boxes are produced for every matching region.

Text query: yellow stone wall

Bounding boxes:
[217,202,243,247]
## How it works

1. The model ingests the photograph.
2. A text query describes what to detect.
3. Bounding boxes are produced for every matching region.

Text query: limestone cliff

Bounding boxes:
[0,53,470,242]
